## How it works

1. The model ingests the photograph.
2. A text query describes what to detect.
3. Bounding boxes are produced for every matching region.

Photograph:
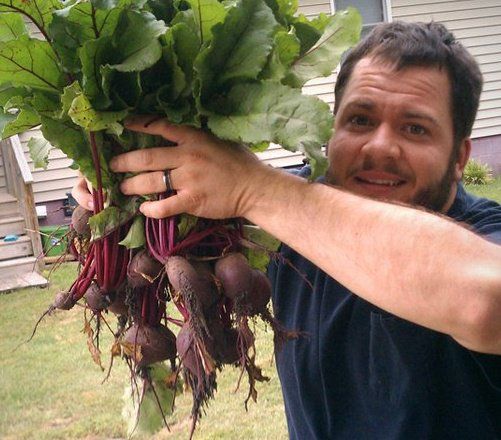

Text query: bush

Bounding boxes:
[463,159,493,185]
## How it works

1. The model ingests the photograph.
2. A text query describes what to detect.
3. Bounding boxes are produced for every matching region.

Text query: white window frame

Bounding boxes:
[331,0,392,23]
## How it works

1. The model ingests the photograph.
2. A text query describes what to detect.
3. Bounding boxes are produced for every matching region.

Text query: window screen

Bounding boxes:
[334,0,385,35]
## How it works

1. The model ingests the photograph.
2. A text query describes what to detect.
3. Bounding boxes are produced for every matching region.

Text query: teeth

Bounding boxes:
[365,179,400,186]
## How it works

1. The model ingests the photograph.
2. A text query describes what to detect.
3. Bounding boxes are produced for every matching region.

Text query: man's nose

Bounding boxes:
[361,123,402,160]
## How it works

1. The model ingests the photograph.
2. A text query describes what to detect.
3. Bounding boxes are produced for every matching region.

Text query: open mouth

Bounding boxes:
[354,176,406,187]
[350,170,408,196]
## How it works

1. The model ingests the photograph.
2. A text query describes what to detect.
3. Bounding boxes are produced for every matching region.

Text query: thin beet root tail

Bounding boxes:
[25,289,77,344]
[259,309,303,351]
[231,317,269,410]
[242,357,270,411]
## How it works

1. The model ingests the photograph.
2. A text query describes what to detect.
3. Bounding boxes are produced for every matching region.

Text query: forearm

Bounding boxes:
[244,167,501,353]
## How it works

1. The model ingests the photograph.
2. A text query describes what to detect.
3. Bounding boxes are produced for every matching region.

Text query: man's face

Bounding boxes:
[327,57,468,212]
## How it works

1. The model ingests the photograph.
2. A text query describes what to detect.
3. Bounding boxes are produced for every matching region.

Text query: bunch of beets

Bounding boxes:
[0,0,360,435]
[39,187,296,437]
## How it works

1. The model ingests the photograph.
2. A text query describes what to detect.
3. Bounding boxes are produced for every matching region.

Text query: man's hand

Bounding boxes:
[110,116,269,220]
[71,174,94,211]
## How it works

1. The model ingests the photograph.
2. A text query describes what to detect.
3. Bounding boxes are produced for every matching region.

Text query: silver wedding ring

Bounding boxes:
[163,169,173,192]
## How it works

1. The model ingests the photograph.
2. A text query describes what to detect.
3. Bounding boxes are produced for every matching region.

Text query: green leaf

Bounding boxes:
[104,71,142,109]
[242,224,280,271]
[0,84,30,106]
[292,20,322,55]
[108,10,167,72]
[168,22,200,95]
[196,0,278,101]
[0,12,27,42]
[79,36,115,108]
[177,214,198,239]
[89,206,122,240]
[68,94,127,133]
[119,215,145,248]
[207,80,331,179]
[89,201,138,240]
[0,0,63,34]
[249,141,269,153]
[308,12,332,32]
[160,34,187,102]
[260,30,300,81]
[284,7,362,87]
[0,37,65,92]
[1,107,40,138]
[263,0,297,25]
[3,95,23,111]
[122,363,180,437]
[146,0,177,23]
[28,92,60,118]
[40,116,113,189]
[48,0,138,72]
[0,110,15,138]
[27,137,52,169]
[185,0,227,44]
[60,82,83,117]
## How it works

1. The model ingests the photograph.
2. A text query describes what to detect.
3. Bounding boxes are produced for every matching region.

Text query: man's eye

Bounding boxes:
[349,115,371,126]
[406,124,426,135]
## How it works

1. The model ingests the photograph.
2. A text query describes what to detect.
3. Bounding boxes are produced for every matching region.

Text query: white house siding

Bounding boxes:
[391,0,501,140]
[15,128,79,204]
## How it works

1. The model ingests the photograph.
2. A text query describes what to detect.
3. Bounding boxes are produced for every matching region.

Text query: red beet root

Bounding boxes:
[214,253,253,300]
[166,256,218,310]
[107,288,128,316]
[53,290,77,310]
[127,250,163,289]
[71,205,92,236]
[84,283,113,311]
[123,323,177,369]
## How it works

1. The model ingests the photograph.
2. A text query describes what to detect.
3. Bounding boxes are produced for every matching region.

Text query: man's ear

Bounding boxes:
[455,138,471,181]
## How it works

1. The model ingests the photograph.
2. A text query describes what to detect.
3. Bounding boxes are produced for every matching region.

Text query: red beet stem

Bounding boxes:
[89,132,104,212]
[103,237,110,291]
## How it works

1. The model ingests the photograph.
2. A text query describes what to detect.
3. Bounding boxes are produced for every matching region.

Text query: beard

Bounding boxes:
[411,158,456,212]
[327,154,457,213]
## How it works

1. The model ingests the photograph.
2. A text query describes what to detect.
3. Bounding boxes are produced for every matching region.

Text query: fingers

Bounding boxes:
[110,146,183,173]
[71,177,94,211]
[124,116,198,144]
[120,170,176,195]
[139,193,196,219]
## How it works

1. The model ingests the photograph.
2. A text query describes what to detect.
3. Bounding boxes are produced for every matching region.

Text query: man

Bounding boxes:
[74,21,501,439]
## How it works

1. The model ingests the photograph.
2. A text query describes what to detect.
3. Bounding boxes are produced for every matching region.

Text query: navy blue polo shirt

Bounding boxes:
[270,181,501,439]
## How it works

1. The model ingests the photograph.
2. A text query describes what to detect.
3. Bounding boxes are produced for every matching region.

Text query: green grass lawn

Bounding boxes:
[465,176,501,202]
[0,263,287,440]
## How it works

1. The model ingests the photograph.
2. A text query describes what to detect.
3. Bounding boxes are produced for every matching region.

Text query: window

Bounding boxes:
[333,0,389,36]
